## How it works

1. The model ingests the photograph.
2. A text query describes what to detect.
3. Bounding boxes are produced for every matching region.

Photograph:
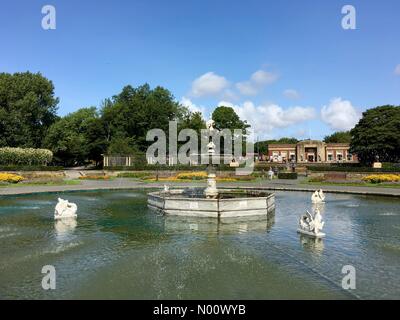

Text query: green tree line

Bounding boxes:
[1,72,398,166]
[0,72,250,166]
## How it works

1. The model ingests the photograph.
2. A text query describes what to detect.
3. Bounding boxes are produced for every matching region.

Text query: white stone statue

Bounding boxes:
[204,118,219,199]
[54,198,77,220]
[206,119,215,131]
[207,141,216,154]
[297,208,325,238]
[318,189,325,201]
[268,167,274,180]
[311,189,325,203]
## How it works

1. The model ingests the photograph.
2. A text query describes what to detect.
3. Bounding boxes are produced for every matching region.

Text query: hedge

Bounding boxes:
[0,148,53,166]
[0,165,63,171]
[104,163,287,172]
[306,166,400,173]
[278,172,298,179]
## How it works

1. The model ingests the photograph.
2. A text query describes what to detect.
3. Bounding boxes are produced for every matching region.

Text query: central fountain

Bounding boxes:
[147,119,275,218]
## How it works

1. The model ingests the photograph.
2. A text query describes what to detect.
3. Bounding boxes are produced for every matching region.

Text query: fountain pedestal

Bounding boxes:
[204,172,218,199]
[147,118,275,218]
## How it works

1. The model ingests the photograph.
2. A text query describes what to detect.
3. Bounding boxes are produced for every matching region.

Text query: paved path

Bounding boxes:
[1,178,399,197]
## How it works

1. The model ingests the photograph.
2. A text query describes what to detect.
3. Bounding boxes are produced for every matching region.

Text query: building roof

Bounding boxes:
[268,144,297,149]
[326,143,350,147]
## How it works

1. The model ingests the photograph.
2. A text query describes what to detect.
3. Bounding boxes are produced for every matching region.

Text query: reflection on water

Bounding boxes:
[54,219,77,240]
[0,190,399,299]
[299,234,325,255]
[164,215,275,235]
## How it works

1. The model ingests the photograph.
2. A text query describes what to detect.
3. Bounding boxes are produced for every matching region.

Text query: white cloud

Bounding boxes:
[236,69,278,96]
[221,89,239,101]
[218,100,315,139]
[283,89,301,100]
[395,64,400,75]
[321,98,360,131]
[180,97,206,117]
[189,69,278,99]
[250,70,278,85]
[190,72,229,97]
[235,81,258,96]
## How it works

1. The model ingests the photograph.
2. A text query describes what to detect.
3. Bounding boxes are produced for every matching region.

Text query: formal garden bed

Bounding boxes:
[141,171,257,182]
[303,173,400,188]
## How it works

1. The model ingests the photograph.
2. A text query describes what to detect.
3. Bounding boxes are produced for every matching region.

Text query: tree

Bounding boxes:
[211,106,251,155]
[350,105,400,164]
[44,107,106,166]
[106,136,138,155]
[100,84,182,151]
[178,111,206,134]
[84,117,108,165]
[0,72,58,148]
[212,106,250,134]
[324,131,351,143]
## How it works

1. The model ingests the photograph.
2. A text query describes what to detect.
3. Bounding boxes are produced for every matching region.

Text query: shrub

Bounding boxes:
[117,172,152,179]
[176,172,208,180]
[229,175,256,181]
[278,172,298,179]
[0,148,53,166]
[104,164,208,171]
[104,163,289,172]
[79,175,110,180]
[361,174,400,184]
[306,165,399,173]
[0,173,24,183]
[308,176,326,183]
[0,165,62,171]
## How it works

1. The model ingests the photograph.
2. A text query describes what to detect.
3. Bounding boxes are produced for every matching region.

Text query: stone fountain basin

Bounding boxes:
[148,188,275,218]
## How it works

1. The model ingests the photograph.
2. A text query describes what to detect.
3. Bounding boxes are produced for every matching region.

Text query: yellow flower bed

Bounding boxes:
[176,172,208,180]
[79,175,110,180]
[216,177,237,182]
[144,173,256,182]
[362,174,400,184]
[0,173,24,183]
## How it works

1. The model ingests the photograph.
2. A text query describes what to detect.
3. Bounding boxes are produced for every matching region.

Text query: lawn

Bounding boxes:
[301,180,400,189]
[0,179,81,188]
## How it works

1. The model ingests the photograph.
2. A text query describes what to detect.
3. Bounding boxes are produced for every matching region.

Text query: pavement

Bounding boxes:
[1,177,399,197]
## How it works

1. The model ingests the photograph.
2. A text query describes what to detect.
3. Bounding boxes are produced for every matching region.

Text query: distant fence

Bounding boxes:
[103,156,134,167]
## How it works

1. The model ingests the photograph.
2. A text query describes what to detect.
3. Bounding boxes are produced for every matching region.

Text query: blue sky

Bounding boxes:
[1,0,399,140]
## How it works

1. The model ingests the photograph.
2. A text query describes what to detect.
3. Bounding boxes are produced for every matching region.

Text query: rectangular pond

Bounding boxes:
[0,189,399,299]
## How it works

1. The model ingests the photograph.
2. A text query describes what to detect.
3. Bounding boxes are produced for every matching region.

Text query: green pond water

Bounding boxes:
[0,189,399,299]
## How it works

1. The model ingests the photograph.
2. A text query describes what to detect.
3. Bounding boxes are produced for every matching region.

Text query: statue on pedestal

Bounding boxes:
[298,208,325,238]
[54,198,78,220]
[311,189,325,203]
[204,119,219,199]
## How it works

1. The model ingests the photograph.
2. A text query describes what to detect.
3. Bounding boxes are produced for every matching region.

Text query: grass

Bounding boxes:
[0,179,81,188]
[301,180,400,189]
